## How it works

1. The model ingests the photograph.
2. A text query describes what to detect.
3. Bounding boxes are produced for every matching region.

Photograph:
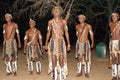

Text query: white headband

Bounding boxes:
[5,13,12,19]
[111,13,119,17]
[29,18,35,23]
[78,15,86,19]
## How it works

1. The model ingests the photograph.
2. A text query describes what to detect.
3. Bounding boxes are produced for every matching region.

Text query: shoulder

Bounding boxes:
[109,22,113,26]
[26,29,30,34]
[3,24,6,28]
[48,19,53,24]
[86,23,92,29]
[76,24,80,30]
[76,24,80,28]
[13,22,18,28]
[62,19,67,25]
[36,29,41,34]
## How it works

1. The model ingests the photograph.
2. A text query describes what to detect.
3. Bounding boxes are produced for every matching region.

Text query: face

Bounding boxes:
[29,21,35,28]
[5,15,12,22]
[112,15,119,22]
[78,16,85,23]
[53,7,61,17]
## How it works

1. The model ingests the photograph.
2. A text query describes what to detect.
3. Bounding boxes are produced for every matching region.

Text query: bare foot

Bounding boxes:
[76,73,82,77]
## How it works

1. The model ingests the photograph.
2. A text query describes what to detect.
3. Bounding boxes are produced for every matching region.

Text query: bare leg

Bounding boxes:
[35,58,41,74]
[76,55,82,77]
[59,55,64,67]
[5,57,12,75]
[28,60,33,74]
[12,56,17,75]
[111,53,117,80]
[52,55,57,80]
[59,55,66,80]
[84,54,90,78]
[118,53,120,80]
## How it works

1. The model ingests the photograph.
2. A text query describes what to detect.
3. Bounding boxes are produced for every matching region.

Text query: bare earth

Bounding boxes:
[0,48,111,80]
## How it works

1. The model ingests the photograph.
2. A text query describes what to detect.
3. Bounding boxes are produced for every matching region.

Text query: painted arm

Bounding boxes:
[76,25,79,39]
[45,20,51,50]
[64,20,71,51]
[15,23,21,48]
[38,31,43,51]
[24,31,28,54]
[3,24,6,40]
[89,25,94,48]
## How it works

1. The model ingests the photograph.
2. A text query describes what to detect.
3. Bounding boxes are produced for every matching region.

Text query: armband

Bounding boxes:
[65,26,68,31]
[76,31,78,36]
[89,30,93,35]
[3,30,5,34]
[24,35,27,40]
[39,34,42,39]
[16,29,19,34]
[47,26,51,31]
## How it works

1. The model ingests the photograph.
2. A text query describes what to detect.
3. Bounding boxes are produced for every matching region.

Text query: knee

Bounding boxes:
[78,56,82,62]
[59,55,64,60]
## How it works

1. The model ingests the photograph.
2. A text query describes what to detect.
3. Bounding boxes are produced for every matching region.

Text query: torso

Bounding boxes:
[50,19,65,39]
[109,21,120,40]
[76,23,90,42]
[26,28,40,44]
[4,22,17,40]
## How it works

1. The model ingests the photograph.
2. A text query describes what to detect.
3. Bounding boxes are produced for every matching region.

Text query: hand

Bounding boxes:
[18,43,21,48]
[40,47,44,54]
[67,45,71,52]
[24,48,27,55]
[91,43,94,48]
[45,44,48,51]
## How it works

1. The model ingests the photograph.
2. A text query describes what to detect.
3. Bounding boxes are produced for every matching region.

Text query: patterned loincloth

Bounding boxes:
[76,40,91,63]
[48,38,68,76]
[109,40,120,57]
[3,39,17,59]
[26,43,41,61]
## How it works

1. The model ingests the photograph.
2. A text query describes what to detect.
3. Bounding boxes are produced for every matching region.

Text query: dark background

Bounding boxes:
[0,0,120,48]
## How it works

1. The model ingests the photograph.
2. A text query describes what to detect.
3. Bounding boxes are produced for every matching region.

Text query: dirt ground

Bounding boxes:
[0,48,111,80]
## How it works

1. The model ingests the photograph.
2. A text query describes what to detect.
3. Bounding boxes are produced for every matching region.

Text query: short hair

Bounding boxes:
[78,14,86,20]
[111,12,119,18]
[51,6,63,16]
[5,13,12,19]
[29,18,36,24]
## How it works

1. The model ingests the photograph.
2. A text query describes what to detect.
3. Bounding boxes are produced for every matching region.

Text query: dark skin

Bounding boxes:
[24,20,43,58]
[76,16,94,62]
[109,14,120,64]
[45,6,71,68]
[3,14,21,62]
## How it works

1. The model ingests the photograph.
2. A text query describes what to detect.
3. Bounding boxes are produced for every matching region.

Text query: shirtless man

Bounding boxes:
[109,12,120,80]
[3,13,21,75]
[45,6,70,80]
[76,15,94,78]
[24,18,43,74]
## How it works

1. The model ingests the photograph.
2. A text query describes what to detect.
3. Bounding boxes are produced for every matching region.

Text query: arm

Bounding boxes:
[45,20,51,50]
[24,31,28,54]
[3,24,6,40]
[63,20,71,51]
[15,23,21,48]
[38,31,43,51]
[88,25,94,48]
[76,25,79,38]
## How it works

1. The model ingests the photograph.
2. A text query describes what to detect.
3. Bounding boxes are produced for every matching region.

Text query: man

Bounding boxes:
[109,12,120,80]
[76,14,94,78]
[24,18,43,74]
[3,13,21,75]
[45,6,71,80]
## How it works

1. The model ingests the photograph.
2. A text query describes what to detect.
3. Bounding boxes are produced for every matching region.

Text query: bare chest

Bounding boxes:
[77,26,89,34]
[51,20,64,33]
[28,31,38,38]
